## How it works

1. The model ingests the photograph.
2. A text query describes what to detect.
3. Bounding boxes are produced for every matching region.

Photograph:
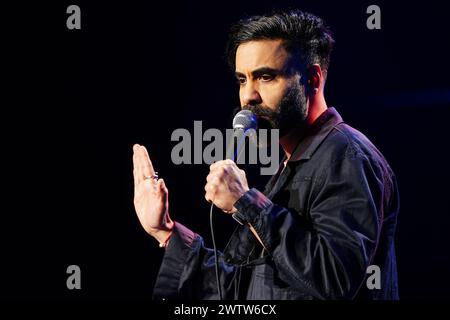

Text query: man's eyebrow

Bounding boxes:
[252,67,280,77]
[234,67,281,79]
[235,71,246,78]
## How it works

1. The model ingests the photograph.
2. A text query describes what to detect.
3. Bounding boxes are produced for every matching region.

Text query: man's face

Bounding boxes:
[235,39,308,137]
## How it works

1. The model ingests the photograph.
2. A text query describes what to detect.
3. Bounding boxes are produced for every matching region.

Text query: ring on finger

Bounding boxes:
[144,172,159,181]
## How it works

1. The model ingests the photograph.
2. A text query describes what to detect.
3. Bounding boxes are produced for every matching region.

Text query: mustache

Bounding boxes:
[236,105,279,130]
[240,105,278,119]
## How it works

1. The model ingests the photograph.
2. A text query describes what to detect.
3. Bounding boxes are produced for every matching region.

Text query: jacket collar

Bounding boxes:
[287,107,344,163]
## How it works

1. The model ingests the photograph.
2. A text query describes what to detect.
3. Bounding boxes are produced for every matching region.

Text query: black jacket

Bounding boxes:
[153,107,399,300]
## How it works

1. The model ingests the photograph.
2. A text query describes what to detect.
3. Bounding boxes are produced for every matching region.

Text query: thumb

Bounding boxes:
[157,178,168,200]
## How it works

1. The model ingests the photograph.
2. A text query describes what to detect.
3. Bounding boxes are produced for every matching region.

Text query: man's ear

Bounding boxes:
[306,64,323,94]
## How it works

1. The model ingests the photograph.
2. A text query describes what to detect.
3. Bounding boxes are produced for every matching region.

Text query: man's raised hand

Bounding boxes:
[132,144,173,243]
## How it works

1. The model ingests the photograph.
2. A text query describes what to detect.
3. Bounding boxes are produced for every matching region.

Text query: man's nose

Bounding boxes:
[241,82,262,106]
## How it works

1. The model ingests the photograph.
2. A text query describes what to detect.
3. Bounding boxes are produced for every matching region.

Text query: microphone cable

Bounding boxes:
[209,202,223,300]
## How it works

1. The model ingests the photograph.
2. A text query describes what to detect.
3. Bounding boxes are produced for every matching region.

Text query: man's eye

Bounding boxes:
[237,78,246,85]
[260,74,274,81]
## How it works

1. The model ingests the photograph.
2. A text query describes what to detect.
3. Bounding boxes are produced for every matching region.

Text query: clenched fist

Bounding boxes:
[205,159,249,213]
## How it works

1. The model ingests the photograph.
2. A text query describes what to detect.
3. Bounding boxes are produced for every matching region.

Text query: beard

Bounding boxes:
[241,81,309,138]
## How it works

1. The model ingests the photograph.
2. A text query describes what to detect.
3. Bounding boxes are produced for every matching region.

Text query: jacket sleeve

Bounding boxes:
[232,152,386,299]
[152,221,238,300]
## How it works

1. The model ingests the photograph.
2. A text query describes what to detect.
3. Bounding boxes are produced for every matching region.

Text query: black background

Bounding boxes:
[4,0,450,300]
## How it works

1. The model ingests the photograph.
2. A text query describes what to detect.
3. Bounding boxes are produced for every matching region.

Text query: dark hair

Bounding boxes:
[226,10,335,75]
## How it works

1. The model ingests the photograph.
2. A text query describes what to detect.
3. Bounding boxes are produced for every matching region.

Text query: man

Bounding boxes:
[132,10,399,300]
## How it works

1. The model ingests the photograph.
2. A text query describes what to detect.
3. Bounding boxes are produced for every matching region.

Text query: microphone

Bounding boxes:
[227,109,258,162]
[232,109,258,131]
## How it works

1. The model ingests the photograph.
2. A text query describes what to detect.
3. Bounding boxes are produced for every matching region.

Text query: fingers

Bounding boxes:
[140,145,156,177]
[204,184,215,204]
[133,144,156,186]
[209,159,235,171]
[204,174,220,204]
[207,159,242,183]
[206,169,224,183]
[157,178,168,202]
[205,159,248,212]
[206,160,233,202]
[133,144,141,186]
[139,175,168,203]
